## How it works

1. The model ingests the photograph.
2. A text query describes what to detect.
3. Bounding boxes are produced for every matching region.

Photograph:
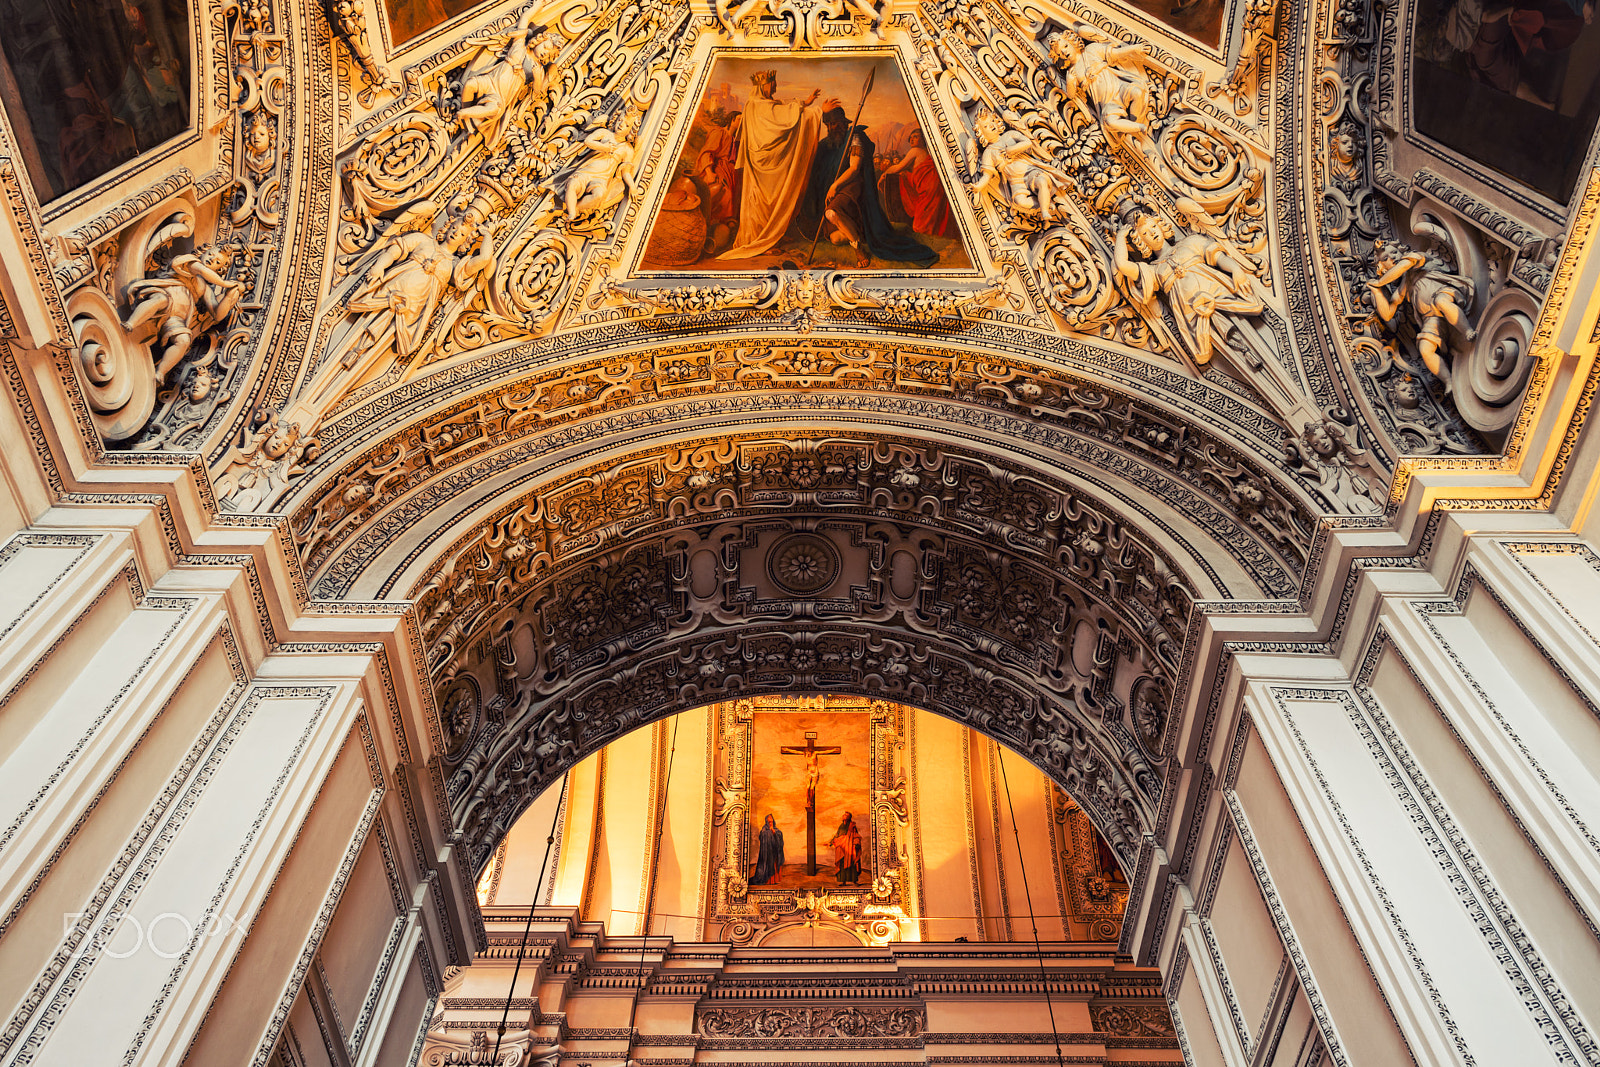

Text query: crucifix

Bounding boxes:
[780,731,843,874]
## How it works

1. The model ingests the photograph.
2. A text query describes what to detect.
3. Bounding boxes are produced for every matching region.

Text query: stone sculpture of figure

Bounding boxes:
[1114,204,1262,367]
[750,814,784,885]
[301,202,496,417]
[1285,419,1383,516]
[830,812,863,885]
[560,108,642,222]
[1365,238,1475,379]
[454,6,561,148]
[1047,26,1161,143]
[122,243,244,381]
[969,109,1072,224]
[1114,202,1321,428]
[347,204,497,362]
[214,409,320,513]
[1328,121,1364,185]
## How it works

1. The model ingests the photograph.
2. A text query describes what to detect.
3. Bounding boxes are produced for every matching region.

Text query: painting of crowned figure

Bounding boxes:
[748,709,872,889]
[641,56,973,272]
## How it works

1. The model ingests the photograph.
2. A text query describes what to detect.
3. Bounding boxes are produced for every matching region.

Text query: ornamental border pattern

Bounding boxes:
[1223,792,1350,1067]
[1348,637,1598,1064]
[0,533,101,643]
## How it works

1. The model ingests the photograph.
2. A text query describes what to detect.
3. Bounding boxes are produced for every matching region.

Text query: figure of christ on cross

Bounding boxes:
[780,732,843,874]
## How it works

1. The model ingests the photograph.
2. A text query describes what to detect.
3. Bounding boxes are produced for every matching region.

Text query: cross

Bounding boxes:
[780,732,843,874]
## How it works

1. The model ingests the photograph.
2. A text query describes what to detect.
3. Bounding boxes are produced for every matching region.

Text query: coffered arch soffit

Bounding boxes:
[395,423,1240,880]
[288,343,1321,601]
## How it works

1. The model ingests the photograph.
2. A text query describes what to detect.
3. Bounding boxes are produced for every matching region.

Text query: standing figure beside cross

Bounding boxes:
[781,732,842,874]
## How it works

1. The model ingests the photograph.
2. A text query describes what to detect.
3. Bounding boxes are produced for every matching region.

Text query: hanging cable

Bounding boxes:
[491,776,568,1064]
[997,746,1068,1067]
[624,713,681,1066]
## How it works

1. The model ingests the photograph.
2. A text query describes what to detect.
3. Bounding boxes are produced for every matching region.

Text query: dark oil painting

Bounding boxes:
[384,0,490,45]
[641,56,973,272]
[1116,0,1225,48]
[0,0,191,203]
[1413,0,1600,202]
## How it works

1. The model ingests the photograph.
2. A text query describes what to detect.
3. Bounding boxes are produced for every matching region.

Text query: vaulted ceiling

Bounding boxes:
[15,0,1586,871]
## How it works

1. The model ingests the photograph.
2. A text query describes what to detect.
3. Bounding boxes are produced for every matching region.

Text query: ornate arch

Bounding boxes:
[384,430,1218,880]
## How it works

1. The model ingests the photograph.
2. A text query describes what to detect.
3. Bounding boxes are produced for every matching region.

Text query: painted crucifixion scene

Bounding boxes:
[748,708,872,889]
[640,55,974,272]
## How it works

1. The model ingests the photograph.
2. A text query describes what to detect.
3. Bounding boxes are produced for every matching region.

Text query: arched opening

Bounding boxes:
[476,697,1134,945]
[415,699,1179,1067]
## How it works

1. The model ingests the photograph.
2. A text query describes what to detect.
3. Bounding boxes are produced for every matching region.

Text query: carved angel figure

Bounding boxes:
[1328,121,1364,185]
[1365,237,1475,380]
[122,242,244,381]
[1114,204,1320,427]
[1047,26,1162,143]
[214,409,320,514]
[969,109,1072,224]
[1114,205,1262,366]
[559,108,642,222]
[453,6,561,148]
[1284,419,1383,515]
[336,203,497,374]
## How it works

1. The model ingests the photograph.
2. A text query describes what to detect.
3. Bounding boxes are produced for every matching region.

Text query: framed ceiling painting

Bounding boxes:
[1411,0,1600,203]
[640,54,975,273]
[708,695,914,947]
[0,0,191,203]
[383,0,490,46]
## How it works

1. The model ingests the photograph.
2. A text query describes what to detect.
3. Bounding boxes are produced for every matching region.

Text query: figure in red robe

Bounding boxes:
[696,109,742,255]
[830,811,863,885]
[878,129,955,238]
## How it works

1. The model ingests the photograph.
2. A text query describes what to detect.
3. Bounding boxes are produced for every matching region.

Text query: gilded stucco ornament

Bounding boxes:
[40,0,293,453]
[247,0,685,476]
[927,2,1337,454]
[63,201,251,444]
[600,266,1019,326]
[713,0,889,48]
[419,1029,557,1067]
[1206,0,1276,116]
[321,0,391,104]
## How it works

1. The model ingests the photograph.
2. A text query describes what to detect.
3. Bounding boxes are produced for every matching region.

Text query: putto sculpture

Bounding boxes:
[122,241,244,382]
[1365,236,1476,385]
[968,108,1073,224]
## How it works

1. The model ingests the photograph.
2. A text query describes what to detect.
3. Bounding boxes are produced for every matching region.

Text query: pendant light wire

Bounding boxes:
[625,713,681,1065]
[492,777,568,1063]
[997,746,1067,1067]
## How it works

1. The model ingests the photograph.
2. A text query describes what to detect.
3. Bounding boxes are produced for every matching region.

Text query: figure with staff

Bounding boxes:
[805,67,938,268]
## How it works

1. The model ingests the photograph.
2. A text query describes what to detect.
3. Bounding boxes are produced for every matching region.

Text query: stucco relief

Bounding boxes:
[1306,0,1567,452]
[699,1004,924,1037]
[40,0,290,454]
[431,488,1178,875]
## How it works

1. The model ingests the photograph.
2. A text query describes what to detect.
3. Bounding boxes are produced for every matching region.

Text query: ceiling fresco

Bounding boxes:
[638,54,976,272]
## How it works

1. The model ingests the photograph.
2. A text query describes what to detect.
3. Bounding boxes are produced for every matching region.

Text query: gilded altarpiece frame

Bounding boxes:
[709,696,915,946]
[1048,785,1130,942]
